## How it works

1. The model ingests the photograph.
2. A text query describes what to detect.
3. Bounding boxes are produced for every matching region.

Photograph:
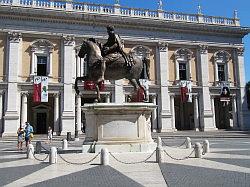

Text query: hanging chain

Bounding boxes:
[109,150,156,164]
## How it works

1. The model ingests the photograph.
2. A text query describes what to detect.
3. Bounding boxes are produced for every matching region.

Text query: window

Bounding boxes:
[213,50,231,85]
[30,39,54,78]
[37,56,47,76]
[179,63,187,80]
[218,64,225,81]
[174,48,193,83]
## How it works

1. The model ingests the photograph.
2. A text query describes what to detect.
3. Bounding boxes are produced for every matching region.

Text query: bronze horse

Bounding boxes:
[74,40,149,102]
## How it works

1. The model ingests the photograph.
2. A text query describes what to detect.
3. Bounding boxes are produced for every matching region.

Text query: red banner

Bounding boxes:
[180,86,188,103]
[33,77,41,103]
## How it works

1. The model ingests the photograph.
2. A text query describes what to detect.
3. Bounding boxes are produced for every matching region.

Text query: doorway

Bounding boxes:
[36,112,47,134]
[214,97,231,129]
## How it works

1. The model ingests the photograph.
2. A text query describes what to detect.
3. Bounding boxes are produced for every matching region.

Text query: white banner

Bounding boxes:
[41,76,48,102]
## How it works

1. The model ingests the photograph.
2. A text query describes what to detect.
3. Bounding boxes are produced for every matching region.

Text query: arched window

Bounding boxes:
[174,48,193,81]
[213,50,230,84]
[131,45,150,60]
[30,39,54,77]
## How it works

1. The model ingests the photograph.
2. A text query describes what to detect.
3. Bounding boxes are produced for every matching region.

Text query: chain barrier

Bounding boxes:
[29,148,49,162]
[163,148,195,161]
[162,139,187,148]
[58,152,100,165]
[109,150,156,164]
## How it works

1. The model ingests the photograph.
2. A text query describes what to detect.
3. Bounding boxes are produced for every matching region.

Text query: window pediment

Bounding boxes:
[31,39,54,52]
[214,50,231,62]
[174,48,193,60]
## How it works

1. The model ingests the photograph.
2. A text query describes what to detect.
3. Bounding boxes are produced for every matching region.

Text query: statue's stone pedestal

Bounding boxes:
[82,103,157,153]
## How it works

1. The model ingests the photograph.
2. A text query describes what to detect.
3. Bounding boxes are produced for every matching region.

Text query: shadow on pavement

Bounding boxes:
[204,157,250,169]
[28,166,143,187]
[159,163,250,187]
[0,163,50,186]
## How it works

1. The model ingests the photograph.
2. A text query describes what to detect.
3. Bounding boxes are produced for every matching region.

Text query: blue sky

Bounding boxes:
[85,0,250,82]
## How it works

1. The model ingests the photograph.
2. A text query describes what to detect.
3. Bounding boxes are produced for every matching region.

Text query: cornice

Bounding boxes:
[0,6,249,37]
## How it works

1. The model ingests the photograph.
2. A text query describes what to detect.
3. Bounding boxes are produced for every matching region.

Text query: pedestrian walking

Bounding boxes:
[24,122,34,147]
[47,126,53,143]
[17,127,24,150]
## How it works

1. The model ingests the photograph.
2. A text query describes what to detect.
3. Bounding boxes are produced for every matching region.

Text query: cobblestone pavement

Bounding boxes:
[0,131,250,187]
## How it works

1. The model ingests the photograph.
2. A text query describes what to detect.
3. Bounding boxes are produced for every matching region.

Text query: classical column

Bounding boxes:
[0,91,3,134]
[53,93,60,135]
[235,47,250,130]
[198,44,217,131]
[21,92,28,127]
[61,35,76,135]
[76,94,82,134]
[193,95,200,131]
[3,32,22,136]
[170,95,176,131]
[157,42,172,132]
[75,49,81,77]
[151,94,158,132]
[232,95,238,129]
[48,48,53,77]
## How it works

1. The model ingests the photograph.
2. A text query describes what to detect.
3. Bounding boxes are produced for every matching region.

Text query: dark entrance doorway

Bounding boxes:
[175,97,195,130]
[36,112,47,134]
[214,97,231,129]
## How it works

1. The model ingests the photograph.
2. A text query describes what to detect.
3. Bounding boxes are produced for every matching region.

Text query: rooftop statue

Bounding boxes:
[74,26,150,102]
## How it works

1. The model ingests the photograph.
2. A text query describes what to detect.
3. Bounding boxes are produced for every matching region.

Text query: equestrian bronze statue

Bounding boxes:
[74,27,150,102]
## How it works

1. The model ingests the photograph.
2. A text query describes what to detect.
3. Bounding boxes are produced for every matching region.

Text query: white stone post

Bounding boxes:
[49,147,57,164]
[101,148,109,165]
[210,95,216,129]
[157,42,172,132]
[156,146,163,163]
[21,92,28,127]
[198,45,217,131]
[53,93,59,135]
[185,137,192,149]
[3,32,22,135]
[203,140,210,153]
[193,95,200,131]
[62,139,68,150]
[105,93,110,103]
[235,48,250,130]
[151,95,158,132]
[27,144,34,159]
[194,142,202,158]
[61,35,75,135]
[76,94,81,138]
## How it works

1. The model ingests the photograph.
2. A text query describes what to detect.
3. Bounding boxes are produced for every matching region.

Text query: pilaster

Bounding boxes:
[157,42,172,132]
[235,47,250,130]
[61,35,75,135]
[198,44,217,131]
[53,93,60,135]
[3,32,22,136]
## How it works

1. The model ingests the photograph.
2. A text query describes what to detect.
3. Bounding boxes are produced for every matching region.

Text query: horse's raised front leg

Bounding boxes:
[129,79,139,91]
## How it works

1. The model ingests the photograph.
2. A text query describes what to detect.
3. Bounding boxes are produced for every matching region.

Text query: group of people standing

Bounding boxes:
[17,123,53,150]
[17,122,34,150]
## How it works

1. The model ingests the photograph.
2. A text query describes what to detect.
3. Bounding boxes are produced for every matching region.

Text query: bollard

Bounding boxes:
[67,132,71,141]
[27,144,34,159]
[49,147,57,164]
[185,137,192,149]
[194,143,202,158]
[157,136,162,148]
[203,140,210,153]
[62,139,68,150]
[35,141,42,154]
[101,148,109,165]
[156,146,163,163]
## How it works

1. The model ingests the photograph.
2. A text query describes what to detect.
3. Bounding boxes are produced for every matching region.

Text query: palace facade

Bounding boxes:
[0,0,249,136]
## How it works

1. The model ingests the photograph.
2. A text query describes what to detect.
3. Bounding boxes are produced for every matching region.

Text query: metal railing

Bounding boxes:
[0,0,239,26]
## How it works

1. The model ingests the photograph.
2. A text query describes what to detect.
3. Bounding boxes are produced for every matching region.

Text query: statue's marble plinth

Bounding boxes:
[82,103,157,153]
